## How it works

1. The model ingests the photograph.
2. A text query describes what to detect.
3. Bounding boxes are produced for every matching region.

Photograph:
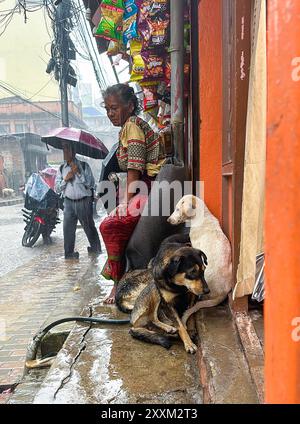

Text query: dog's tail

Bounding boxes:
[129,328,172,349]
[182,295,228,327]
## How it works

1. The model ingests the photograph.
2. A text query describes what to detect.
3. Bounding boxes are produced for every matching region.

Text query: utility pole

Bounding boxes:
[56,0,71,127]
[170,0,185,164]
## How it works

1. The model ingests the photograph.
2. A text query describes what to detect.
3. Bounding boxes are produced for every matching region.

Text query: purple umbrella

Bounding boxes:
[41,127,109,159]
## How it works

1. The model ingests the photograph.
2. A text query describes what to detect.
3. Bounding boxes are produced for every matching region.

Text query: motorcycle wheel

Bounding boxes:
[22,219,42,247]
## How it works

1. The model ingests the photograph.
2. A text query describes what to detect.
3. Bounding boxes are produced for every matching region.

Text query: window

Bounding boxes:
[15,123,29,133]
[0,124,10,135]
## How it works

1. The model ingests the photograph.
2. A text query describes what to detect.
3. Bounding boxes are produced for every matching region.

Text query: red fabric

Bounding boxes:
[100,194,148,282]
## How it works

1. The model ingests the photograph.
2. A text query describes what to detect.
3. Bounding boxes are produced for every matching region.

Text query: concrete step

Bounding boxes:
[195,306,260,404]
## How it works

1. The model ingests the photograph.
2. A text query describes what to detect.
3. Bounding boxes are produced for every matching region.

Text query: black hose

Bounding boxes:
[40,316,130,335]
[24,316,130,375]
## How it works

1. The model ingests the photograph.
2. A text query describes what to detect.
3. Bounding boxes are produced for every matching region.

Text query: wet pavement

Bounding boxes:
[32,300,202,404]
[0,206,203,405]
[0,210,105,394]
[0,203,64,277]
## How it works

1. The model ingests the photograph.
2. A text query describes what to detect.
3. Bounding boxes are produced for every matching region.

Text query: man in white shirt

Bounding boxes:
[55,141,101,259]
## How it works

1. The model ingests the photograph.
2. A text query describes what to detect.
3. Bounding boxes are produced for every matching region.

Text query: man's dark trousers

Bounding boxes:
[63,196,101,256]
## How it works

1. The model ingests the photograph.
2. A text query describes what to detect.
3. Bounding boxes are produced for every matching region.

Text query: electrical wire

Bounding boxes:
[0,82,61,120]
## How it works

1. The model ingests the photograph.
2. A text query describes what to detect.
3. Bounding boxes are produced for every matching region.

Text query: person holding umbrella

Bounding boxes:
[100,84,166,304]
[55,141,101,259]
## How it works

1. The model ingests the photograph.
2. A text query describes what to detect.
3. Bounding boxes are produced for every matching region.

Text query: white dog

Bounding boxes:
[2,188,15,198]
[168,195,232,326]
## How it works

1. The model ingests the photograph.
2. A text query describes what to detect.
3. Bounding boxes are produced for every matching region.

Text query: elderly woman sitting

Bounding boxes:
[100,84,166,304]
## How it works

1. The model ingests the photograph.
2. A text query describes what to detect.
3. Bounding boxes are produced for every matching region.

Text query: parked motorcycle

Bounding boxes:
[22,168,61,247]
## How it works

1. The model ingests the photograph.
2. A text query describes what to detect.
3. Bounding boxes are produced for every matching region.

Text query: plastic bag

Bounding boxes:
[25,174,50,203]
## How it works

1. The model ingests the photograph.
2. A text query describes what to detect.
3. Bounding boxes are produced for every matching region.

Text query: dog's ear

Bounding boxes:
[195,249,208,266]
[166,255,182,277]
[184,196,198,218]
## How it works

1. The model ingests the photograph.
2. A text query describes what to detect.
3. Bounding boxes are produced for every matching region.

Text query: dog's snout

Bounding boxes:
[203,286,210,295]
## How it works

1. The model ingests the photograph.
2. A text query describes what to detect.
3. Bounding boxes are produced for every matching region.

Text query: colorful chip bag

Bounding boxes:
[141,81,159,111]
[95,1,124,42]
[107,40,125,56]
[123,1,139,45]
[141,51,165,80]
[148,17,169,47]
[129,40,145,82]
[149,0,169,18]
[164,56,171,83]
[102,0,125,8]
[124,0,138,17]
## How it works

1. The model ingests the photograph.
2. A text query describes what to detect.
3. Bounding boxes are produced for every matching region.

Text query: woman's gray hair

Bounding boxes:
[102,84,141,115]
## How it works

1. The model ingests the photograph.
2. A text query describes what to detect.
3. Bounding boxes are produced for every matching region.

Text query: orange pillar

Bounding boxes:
[198,0,222,222]
[265,0,300,404]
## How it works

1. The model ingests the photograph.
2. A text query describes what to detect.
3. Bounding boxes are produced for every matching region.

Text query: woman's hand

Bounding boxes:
[117,203,128,217]
[127,169,142,202]
[70,162,79,175]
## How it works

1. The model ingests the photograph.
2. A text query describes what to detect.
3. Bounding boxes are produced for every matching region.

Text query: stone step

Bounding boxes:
[195,306,260,404]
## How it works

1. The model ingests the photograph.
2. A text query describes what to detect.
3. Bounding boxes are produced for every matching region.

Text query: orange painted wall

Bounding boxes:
[265,0,300,404]
[198,0,223,222]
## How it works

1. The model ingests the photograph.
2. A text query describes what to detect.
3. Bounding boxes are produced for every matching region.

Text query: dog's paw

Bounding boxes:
[187,328,198,341]
[165,326,178,334]
[185,342,198,354]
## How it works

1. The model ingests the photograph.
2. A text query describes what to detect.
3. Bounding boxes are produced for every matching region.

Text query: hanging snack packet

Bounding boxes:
[124,0,138,16]
[148,17,169,47]
[138,8,151,42]
[164,56,171,84]
[95,18,122,41]
[149,0,169,19]
[95,1,124,42]
[123,1,138,45]
[130,40,145,81]
[139,0,152,18]
[142,51,165,80]
[101,0,125,8]
[107,40,125,56]
[141,81,159,111]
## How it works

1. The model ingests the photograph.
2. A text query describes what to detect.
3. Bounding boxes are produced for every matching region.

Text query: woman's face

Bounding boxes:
[104,95,134,127]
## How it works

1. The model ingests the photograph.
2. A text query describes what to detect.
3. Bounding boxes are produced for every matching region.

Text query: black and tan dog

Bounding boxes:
[116,234,191,314]
[122,235,209,354]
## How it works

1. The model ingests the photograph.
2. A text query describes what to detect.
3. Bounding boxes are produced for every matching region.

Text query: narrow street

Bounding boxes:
[0,204,107,399]
[0,203,64,277]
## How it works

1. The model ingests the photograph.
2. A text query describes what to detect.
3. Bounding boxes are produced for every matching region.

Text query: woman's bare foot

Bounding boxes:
[103,284,117,305]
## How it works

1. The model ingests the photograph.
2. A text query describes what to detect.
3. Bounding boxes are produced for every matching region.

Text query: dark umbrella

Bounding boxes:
[99,142,120,182]
[41,127,109,159]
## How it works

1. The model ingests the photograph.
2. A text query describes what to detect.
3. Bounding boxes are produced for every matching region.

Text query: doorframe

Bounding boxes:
[222,0,253,311]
